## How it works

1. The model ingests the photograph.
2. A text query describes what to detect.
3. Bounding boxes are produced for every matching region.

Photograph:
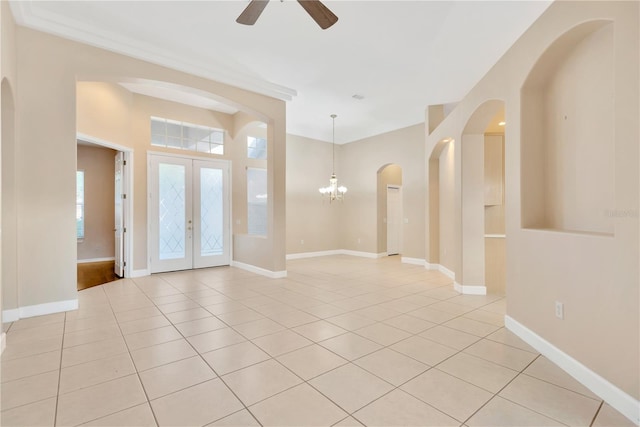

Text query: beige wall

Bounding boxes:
[286,125,424,259]
[438,140,455,272]
[12,25,286,311]
[376,164,402,254]
[286,134,341,254]
[484,134,506,295]
[338,124,425,259]
[426,0,639,402]
[76,145,116,261]
[1,0,18,317]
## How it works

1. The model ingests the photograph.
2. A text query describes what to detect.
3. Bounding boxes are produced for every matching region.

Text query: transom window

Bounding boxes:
[151,117,224,155]
[247,136,267,159]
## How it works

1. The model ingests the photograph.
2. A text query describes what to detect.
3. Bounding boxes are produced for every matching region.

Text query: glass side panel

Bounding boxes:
[158,163,186,260]
[76,170,85,239]
[200,167,224,256]
[247,168,267,236]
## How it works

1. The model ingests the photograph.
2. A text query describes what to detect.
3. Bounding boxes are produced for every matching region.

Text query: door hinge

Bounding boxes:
[123,227,127,233]
[123,261,127,267]
[123,160,127,166]
[122,194,127,199]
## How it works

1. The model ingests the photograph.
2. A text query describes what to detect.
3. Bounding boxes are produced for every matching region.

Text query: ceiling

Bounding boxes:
[11,1,550,143]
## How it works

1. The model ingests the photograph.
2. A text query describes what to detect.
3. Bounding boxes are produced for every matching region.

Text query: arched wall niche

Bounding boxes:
[376,163,402,254]
[521,20,615,235]
[1,77,18,315]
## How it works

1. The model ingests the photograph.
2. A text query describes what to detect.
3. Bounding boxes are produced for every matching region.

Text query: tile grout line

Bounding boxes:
[22,259,557,427]
[101,279,161,427]
[134,274,265,427]
[589,400,605,427]
[52,307,68,426]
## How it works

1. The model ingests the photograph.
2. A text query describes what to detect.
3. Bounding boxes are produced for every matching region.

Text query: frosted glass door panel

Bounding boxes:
[193,160,230,269]
[200,168,223,256]
[150,156,192,273]
[159,163,187,260]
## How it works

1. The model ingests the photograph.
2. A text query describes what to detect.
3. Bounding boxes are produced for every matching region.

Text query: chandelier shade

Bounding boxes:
[319,114,347,202]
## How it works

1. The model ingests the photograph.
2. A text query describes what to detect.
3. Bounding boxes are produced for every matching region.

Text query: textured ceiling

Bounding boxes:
[11,1,550,143]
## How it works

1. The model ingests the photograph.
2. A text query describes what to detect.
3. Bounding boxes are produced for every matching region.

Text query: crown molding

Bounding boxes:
[9,1,297,102]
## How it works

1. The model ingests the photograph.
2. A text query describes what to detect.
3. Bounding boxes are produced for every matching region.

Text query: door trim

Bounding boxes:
[76,133,133,278]
[386,184,403,256]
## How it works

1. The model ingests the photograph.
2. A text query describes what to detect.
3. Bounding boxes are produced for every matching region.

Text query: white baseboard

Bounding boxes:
[3,308,19,323]
[77,257,115,264]
[1,332,6,355]
[437,264,455,279]
[231,261,287,279]
[130,269,150,278]
[2,298,78,323]
[341,250,385,259]
[425,262,439,270]
[286,250,342,260]
[505,315,640,426]
[286,249,384,260]
[454,282,487,295]
[401,257,425,266]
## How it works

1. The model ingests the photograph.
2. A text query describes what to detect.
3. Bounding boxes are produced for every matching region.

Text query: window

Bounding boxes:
[247,136,267,159]
[76,170,85,239]
[247,168,267,236]
[151,117,225,155]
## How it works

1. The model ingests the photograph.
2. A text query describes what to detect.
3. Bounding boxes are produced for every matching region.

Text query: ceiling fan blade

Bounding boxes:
[236,0,270,25]
[297,0,338,29]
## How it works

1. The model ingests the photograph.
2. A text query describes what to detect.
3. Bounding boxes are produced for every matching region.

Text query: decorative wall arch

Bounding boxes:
[521,19,615,235]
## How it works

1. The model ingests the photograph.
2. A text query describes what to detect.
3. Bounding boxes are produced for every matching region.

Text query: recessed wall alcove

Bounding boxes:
[521,20,615,235]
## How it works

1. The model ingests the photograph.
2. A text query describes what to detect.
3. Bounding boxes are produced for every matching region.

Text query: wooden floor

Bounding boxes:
[77,261,120,291]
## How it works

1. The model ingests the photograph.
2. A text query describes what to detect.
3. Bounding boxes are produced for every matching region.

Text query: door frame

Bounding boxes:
[147,151,233,274]
[386,184,403,256]
[76,133,133,278]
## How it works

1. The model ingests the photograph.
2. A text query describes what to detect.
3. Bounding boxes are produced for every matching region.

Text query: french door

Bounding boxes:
[149,154,230,273]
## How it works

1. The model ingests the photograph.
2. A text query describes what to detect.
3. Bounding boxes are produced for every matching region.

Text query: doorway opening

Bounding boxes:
[76,133,133,288]
[377,164,403,256]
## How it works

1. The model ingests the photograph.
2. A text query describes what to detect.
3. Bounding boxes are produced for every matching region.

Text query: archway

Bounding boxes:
[460,99,505,295]
[376,164,402,256]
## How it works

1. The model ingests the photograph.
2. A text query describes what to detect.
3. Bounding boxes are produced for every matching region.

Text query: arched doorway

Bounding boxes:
[460,100,506,295]
[376,164,402,256]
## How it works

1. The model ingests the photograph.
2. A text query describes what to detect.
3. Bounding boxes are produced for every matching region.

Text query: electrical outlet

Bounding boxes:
[555,301,564,319]
[300,239,304,245]
[357,238,361,244]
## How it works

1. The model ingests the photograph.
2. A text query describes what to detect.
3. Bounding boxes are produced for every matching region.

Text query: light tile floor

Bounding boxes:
[1,256,635,426]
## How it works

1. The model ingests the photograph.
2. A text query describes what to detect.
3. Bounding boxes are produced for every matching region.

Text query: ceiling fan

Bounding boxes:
[236,0,338,30]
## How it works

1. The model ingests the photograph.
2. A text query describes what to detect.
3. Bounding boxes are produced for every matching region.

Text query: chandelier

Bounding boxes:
[319,114,348,202]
